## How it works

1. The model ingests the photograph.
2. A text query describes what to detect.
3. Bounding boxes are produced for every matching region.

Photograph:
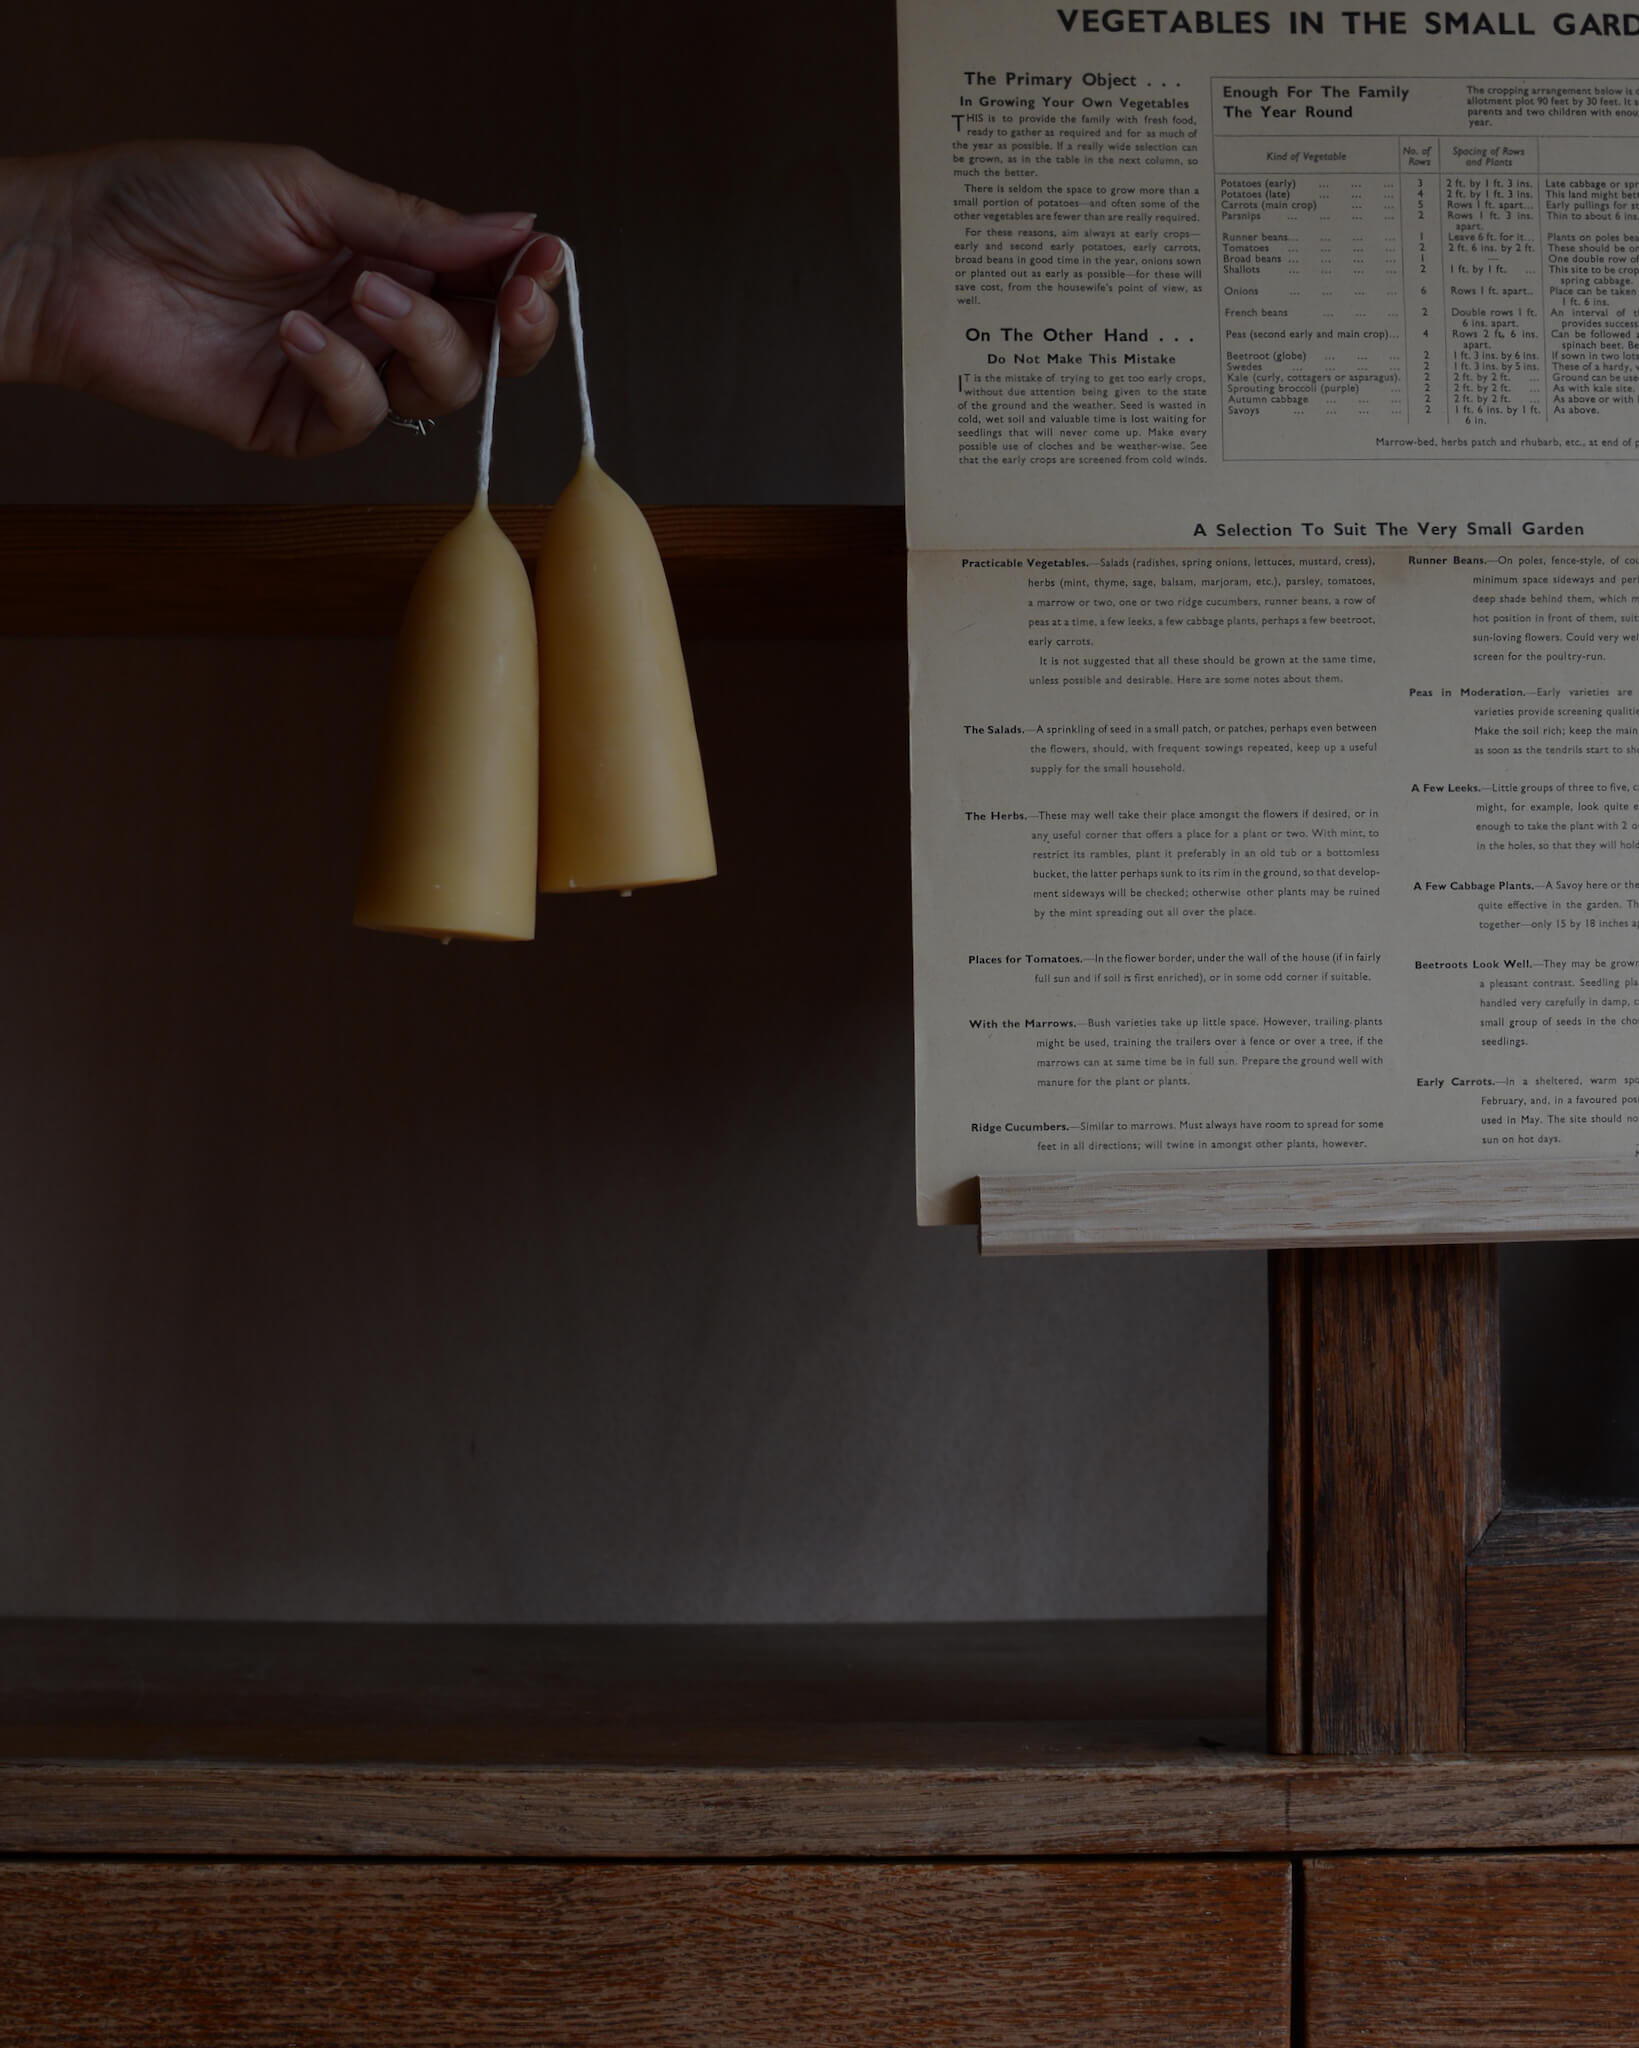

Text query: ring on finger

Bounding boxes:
[374,351,437,435]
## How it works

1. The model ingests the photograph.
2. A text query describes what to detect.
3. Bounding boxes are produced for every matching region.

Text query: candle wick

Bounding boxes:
[476,245,532,503]
[559,241,596,458]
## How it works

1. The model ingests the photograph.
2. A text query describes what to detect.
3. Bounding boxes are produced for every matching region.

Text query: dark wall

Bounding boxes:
[0,0,904,507]
[1503,1241,1639,1507]
[0,637,1266,1619]
[0,0,1268,1622]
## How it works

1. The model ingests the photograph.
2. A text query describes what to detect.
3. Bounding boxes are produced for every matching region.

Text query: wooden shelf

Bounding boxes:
[0,505,907,640]
[980,1163,1639,1255]
[6,1618,1639,1858]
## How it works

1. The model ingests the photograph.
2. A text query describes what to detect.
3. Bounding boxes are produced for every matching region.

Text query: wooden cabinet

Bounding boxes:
[1306,1855,1639,2046]
[2,513,1631,2039]
[1269,1244,1639,1759]
[0,1860,1291,2046]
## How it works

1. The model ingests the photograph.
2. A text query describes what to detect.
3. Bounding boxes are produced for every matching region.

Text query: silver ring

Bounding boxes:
[376,354,435,435]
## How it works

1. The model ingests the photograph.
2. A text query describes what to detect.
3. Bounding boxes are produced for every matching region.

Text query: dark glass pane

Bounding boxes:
[1502,1240,1639,1507]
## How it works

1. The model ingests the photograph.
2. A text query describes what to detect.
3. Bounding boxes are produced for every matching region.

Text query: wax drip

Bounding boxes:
[476,245,533,504]
[560,241,596,457]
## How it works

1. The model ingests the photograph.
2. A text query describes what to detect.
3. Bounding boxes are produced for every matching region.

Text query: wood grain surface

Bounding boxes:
[13,1753,1639,1858]
[1305,1853,1639,2045]
[979,1160,1639,1252]
[0,1860,1291,2047]
[14,1616,1639,1856]
[0,505,906,639]
[1468,1556,1639,1750]
[1268,1249,1492,1755]
[1267,1249,1310,1755]
[1465,1260,1503,1552]
[0,1617,1261,1736]
[1308,1247,1489,1754]
[1471,1507,1639,1562]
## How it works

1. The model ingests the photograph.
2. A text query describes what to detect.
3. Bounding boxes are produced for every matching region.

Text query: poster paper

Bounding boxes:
[902,0,1639,1224]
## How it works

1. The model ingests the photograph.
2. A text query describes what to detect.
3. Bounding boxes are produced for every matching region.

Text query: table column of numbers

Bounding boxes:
[1399,139,1447,426]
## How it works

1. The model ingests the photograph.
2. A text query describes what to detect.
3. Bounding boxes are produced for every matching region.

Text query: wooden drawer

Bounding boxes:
[0,1858,1289,2045]
[1306,1853,1639,2045]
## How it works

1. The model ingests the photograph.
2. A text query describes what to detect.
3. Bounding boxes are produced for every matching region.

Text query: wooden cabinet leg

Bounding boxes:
[1268,1246,1497,1756]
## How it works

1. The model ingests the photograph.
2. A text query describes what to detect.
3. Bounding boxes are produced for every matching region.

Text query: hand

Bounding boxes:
[9,141,563,456]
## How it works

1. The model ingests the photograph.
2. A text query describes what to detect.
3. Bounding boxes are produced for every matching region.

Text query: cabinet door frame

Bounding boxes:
[1268,1245,1639,1755]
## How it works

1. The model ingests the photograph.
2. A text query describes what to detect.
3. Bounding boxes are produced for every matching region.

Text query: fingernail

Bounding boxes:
[516,279,551,326]
[534,233,563,272]
[279,311,327,355]
[465,210,536,232]
[356,270,413,319]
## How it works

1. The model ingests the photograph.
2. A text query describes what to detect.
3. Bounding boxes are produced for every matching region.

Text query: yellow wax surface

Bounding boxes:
[535,452,716,893]
[355,500,539,941]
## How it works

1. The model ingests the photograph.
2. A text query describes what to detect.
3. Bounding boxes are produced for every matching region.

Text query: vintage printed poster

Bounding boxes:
[901,0,1639,1226]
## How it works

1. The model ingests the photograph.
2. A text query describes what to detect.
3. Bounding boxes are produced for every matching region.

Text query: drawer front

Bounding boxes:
[1306,1853,1639,2045]
[1,1858,1289,2045]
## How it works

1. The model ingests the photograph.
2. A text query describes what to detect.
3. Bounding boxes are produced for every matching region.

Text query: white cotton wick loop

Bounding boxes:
[476,243,533,504]
[559,240,596,458]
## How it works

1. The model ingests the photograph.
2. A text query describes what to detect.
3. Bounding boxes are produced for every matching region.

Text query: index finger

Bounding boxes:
[436,232,565,299]
[287,153,538,273]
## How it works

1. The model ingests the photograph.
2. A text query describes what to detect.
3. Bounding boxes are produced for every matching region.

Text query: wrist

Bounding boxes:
[0,154,80,386]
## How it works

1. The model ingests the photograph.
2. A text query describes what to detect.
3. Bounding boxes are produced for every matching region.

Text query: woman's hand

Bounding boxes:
[5,141,563,456]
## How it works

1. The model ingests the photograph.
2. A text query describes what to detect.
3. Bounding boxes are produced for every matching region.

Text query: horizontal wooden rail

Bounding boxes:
[0,505,907,639]
[10,1754,1639,1858]
[981,1162,1639,1255]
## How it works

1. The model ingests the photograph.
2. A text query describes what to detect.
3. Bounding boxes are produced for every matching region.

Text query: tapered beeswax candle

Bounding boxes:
[354,500,539,940]
[535,451,716,893]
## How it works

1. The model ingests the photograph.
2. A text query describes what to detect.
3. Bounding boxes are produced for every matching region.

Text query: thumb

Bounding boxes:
[289,152,535,272]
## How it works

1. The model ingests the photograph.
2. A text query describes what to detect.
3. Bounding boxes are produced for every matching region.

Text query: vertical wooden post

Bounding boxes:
[1267,1250,1308,1756]
[1268,1245,1497,1756]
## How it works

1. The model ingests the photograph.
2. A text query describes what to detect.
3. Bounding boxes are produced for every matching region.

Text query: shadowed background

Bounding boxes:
[5,0,1278,1622]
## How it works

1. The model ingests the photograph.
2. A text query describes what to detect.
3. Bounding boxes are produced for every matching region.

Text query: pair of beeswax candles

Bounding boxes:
[354,247,714,942]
